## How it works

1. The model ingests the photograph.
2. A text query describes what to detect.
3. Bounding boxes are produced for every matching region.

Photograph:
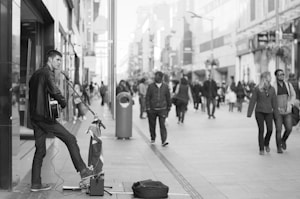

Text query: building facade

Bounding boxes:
[236,0,300,83]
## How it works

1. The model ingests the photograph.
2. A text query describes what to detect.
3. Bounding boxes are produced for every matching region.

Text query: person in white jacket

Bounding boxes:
[273,69,296,153]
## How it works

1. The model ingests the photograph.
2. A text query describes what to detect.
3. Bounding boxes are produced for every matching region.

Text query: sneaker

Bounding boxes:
[281,142,287,150]
[31,184,52,192]
[265,146,270,153]
[211,115,216,119]
[150,140,155,144]
[162,142,169,147]
[259,150,264,155]
[277,148,283,154]
[80,168,94,180]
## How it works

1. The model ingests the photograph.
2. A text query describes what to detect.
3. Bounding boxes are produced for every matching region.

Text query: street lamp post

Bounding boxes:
[187,11,215,72]
[275,0,280,70]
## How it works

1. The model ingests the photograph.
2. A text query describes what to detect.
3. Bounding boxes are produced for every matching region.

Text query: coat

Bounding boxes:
[145,83,171,111]
[29,64,66,122]
[202,79,218,99]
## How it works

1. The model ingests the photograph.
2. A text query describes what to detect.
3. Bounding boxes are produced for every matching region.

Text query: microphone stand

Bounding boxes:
[60,72,112,195]
[60,71,105,129]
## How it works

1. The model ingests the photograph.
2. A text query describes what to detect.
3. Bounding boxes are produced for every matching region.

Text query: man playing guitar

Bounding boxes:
[29,50,94,192]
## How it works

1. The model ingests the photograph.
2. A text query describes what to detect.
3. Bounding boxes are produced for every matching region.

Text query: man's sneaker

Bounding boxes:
[281,142,287,150]
[150,140,155,144]
[162,142,169,147]
[80,168,94,180]
[277,148,283,154]
[31,184,52,192]
[265,146,270,153]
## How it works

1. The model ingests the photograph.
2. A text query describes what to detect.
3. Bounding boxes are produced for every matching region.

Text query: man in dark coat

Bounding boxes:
[29,50,93,192]
[202,74,218,119]
[145,71,171,146]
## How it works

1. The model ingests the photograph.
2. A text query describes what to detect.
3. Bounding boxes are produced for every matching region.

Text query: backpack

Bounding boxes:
[132,179,169,198]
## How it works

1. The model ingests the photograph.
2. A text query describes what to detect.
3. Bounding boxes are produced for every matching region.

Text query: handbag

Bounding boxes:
[171,96,178,105]
[291,105,299,126]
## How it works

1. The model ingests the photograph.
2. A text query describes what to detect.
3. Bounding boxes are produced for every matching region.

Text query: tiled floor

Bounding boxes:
[3,98,300,199]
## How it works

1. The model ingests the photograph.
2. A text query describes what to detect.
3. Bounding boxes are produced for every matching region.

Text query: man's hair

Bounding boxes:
[274,69,283,76]
[155,71,164,78]
[140,78,146,83]
[180,77,188,85]
[46,49,62,60]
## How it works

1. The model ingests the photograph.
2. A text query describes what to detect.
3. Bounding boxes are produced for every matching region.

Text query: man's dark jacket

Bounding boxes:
[202,79,218,99]
[145,83,171,111]
[29,65,66,122]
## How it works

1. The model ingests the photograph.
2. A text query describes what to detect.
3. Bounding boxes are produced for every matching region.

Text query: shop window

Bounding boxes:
[268,0,275,12]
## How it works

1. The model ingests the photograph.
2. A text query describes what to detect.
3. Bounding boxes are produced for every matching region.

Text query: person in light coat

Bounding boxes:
[273,69,296,153]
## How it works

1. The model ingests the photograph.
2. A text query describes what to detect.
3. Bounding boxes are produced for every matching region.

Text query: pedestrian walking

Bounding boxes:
[138,78,147,119]
[145,71,171,146]
[89,81,94,98]
[288,73,300,100]
[226,77,237,112]
[99,81,107,106]
[82,81,90,105]
[72,84,86,124]
[202,74,218,119]
[236,81,246,112]
[173,77,193,124]
[226,86,236,112]
[191,80,201,112]
[273,69,296,153]
[247,71,278,155]
[28,50,94,192]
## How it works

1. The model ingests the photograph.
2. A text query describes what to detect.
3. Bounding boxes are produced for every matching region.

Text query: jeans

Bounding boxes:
[206,97,216,116]
[147,109,168,144]
[274,113,293,149]
[193,95,200,110]
[255,112,273,151]
[31,120,86,186]
[236,98,244,112]
[73,102,84,117]
[139,96,146,117]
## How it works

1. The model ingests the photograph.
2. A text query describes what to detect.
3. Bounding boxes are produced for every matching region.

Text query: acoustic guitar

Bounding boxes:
[49,96,60,119]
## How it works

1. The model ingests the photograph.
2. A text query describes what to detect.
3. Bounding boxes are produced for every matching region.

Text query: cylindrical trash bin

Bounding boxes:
[116,92,132,139]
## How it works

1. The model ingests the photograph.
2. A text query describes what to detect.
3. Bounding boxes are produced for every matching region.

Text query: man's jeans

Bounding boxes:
[274,113,293,149]
[31,120,86,186]
[139,96,146,117]
[206,97,216,116]
[147,109,168,144]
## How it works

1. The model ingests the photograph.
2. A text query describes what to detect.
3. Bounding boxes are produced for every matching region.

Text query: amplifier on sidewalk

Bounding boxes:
[88,176,104,196]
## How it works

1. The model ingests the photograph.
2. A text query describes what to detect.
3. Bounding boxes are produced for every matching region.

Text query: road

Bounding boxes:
[133,98,300,199]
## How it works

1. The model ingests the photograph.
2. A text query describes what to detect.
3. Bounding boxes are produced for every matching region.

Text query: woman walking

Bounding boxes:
[72,84,86,124]
[173,77,193,124]
[247,72,278,155]
[236,81,246,112]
